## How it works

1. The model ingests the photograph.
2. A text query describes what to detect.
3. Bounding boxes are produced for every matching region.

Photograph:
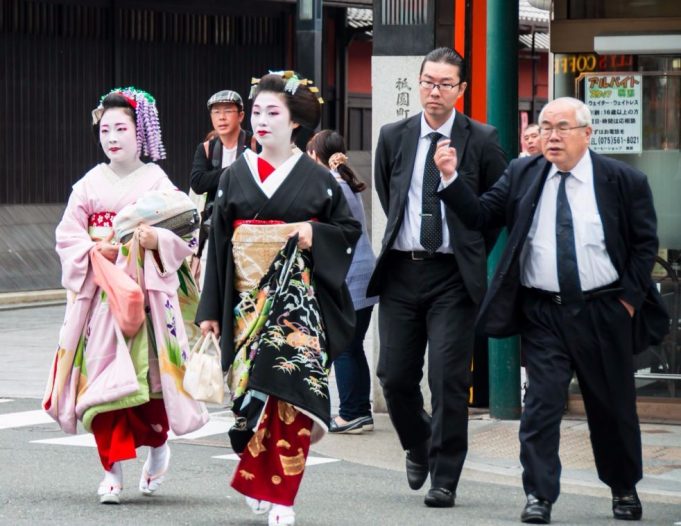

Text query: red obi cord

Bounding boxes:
[232,218,319,229]
[88,211,117,228]
[233,219,285,229]
[91,399,169,471]
[257,157,276,182]
[231,396,313,506]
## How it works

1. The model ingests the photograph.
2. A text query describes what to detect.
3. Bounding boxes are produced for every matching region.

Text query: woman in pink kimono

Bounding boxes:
[43,87,208,504]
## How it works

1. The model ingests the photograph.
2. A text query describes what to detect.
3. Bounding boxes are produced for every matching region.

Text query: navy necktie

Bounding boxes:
[420,132,443,253]
[556,171,583,309]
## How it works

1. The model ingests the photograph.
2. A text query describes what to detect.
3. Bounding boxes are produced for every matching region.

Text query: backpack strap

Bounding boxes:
[202,138,223,168]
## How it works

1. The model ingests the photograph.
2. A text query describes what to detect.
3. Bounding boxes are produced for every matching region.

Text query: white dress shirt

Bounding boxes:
[520,150,619,292]
[393,111,455,253]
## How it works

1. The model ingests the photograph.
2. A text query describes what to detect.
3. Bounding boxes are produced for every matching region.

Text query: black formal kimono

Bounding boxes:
[196,151,361,372]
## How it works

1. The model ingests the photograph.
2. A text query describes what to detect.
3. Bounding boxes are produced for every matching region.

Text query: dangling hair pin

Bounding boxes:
[92,86,166,161]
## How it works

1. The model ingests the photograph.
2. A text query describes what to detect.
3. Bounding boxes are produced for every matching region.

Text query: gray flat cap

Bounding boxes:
[207,90,243,110]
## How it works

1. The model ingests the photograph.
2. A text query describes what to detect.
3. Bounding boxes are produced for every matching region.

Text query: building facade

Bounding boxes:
[0,0,372,292]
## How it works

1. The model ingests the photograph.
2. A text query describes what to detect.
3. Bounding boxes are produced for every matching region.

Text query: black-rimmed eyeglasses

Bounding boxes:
[418,80,462,92]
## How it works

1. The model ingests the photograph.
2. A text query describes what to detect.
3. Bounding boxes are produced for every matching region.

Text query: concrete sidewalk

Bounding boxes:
[0,289,65,308]
[315,413,681,506]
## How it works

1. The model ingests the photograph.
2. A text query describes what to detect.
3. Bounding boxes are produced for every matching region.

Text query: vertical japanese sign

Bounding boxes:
[585,74,642,154]
[395,77,412,119]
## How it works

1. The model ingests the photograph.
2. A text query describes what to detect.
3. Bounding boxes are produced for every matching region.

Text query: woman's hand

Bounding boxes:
[288,222,313,250]
[96,231,118,262]
[138,224,159,250]
[200,320,221,337]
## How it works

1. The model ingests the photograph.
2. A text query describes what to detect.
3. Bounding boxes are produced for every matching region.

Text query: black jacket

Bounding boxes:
[439,150,669,352]
[189,129,253,205]
[367,111,508,304]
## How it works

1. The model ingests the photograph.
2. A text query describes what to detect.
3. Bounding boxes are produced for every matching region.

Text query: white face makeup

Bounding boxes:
[99,107,139,168]
[250,92,297,149]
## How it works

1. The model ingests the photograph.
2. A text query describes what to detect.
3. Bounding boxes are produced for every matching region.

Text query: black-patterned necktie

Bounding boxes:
[420,132,443,253]
[556,171,583,310]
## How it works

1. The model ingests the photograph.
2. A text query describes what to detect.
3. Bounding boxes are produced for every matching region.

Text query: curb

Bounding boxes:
[0,289,66,307]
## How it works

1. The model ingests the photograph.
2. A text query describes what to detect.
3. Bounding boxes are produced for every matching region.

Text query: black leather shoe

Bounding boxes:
[521,494,552,524]
[405,442,429,490]
[612,489,642,521]
[424,487,455,508]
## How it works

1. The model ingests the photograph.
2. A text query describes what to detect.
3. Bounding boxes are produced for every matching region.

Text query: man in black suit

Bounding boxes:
[367,47,507,508]
[436,97,668,523]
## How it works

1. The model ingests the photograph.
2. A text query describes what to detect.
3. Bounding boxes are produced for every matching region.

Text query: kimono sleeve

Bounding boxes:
[310,175,362,291]
[55,181,95,294]
[196,168,232,326]
[309,176,362,361]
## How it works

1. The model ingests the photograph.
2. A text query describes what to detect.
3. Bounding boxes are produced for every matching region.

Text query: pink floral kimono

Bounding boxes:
[43,163,208,455]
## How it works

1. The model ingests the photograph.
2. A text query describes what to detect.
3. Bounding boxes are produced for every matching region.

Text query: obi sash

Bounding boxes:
[231,220,299,293]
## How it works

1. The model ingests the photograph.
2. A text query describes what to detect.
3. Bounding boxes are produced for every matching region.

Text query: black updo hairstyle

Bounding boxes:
[92,93,136,137]
[250,73,321,141]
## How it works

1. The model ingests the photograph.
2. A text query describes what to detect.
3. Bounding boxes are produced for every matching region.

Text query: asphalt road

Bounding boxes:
[1,305,680,525]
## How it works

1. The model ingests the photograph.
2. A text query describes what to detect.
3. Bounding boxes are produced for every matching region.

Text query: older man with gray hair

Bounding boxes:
[432,97,668,524]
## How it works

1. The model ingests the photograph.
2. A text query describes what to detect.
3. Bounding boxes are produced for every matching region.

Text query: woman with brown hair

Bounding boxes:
[307,130,378,435]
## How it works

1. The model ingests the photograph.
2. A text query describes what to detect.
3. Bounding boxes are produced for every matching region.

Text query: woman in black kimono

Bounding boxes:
[196,71,360,526]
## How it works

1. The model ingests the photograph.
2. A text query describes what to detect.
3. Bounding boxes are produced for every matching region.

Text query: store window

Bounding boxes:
[555,52,681,404]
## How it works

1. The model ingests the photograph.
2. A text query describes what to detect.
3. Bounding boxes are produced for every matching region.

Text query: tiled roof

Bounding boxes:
[519,0,550,25]
[348,2,549,29]
[519,32,550,51]
[347,7,372,29]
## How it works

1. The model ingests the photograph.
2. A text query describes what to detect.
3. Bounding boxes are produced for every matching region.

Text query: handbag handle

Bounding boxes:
[193,332,221,357]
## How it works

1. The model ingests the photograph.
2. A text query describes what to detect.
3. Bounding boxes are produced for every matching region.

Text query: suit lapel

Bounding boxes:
[590,151,620,261]
[503,159,552,269]
[518,159,552,222]
[449,112,470,170]
[398,116,421,196]
[442,114,472,239]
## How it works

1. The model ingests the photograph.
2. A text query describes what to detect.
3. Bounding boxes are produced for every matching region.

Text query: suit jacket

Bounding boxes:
[439,150,669,353]
[367,111,507,303]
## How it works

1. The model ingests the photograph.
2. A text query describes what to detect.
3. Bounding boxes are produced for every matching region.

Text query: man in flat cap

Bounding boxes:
[190,90,255,286]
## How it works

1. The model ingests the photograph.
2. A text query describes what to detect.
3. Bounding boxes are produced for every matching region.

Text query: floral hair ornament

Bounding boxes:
[328,152,348,171]
[92,86,166,161]
[248,71,324,104]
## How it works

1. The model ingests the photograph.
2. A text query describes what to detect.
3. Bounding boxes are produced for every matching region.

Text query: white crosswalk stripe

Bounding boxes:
[213,453,339,466]
[0,399,13,404]
[30,418,235,447]
[0,409,54,430]
[2,408,341,466]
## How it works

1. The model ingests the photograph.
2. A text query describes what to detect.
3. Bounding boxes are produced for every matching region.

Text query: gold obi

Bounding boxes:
[231,223,300,293]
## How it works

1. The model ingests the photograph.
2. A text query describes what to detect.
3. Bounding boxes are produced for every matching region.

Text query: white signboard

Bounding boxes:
[585,74,642,154]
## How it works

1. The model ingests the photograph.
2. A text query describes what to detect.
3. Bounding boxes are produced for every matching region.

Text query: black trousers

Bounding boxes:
[519,291,643,503]
[377,252,475,491]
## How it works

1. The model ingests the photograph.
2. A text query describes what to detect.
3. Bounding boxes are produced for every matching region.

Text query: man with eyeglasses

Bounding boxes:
[435,97,668,523]
[368,47,507,508]
[190,90,254,286]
